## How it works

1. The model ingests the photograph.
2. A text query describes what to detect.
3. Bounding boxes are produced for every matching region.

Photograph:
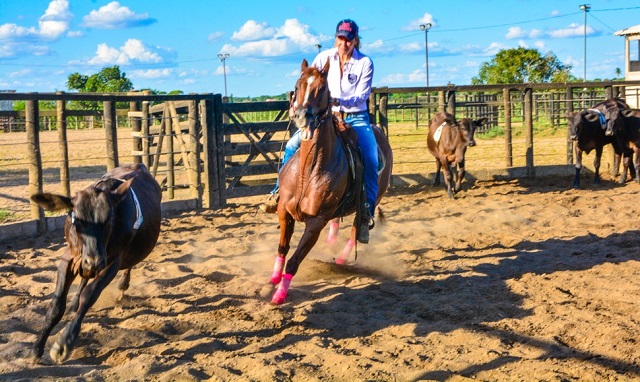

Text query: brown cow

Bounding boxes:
[427,111,486,198]
[30,163,161,364]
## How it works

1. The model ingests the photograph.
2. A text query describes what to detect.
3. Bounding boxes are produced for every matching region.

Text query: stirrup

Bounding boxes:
[259,190,279,214]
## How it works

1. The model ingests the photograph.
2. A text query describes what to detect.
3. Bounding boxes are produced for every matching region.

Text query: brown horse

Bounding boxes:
[260,59,393,305]
[30,163,161,364]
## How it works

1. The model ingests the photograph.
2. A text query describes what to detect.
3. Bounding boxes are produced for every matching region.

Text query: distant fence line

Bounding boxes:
[2,81,640,235]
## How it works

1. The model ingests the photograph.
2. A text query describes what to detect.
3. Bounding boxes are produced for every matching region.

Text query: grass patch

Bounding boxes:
[0,209,12,224]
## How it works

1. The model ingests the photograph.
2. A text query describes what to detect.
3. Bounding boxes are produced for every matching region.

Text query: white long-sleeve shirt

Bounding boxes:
[311,47,373,114]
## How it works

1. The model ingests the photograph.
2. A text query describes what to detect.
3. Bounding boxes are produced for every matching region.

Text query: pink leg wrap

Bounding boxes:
[336,239,356,265]
[271,273,293,305]
[270,256,285,285]
[327,220,340,245]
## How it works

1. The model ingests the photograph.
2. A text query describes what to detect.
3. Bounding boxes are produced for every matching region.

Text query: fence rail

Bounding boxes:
[3,82,640,237]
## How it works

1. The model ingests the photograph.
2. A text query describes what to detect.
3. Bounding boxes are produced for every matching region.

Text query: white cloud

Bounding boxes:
[529,29,543,39]
[549,23,594,38]
[534,41,546,50]
[39,0,72,39]
[506,27,526,39]
[67,30,83,38]
[0,0,70,42]
[86,38,163,65]
[403,12,435,31]
[231,20,276,41]
[483,42,509,56]
[221,18,323,58]
[81,1,155,29]
[276,19,322,47]
[130,68,172,79]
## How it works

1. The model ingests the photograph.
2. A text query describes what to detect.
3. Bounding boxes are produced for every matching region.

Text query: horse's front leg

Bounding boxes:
[49,256,121,364]
[31,249,76,361]
[68,277,88,314]
[326,218,340,245]
[271,217,326,305]
[336,226,357,265]
[260,213,295,299]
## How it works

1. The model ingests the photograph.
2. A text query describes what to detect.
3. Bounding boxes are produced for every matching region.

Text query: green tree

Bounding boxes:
[67,65,134,109]
[472,47,575,85]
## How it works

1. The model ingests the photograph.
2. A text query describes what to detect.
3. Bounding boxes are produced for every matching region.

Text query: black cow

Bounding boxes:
[30,163,162,364]
[615,108,640,183]
[589,98,630,136]
[567,109,633,188]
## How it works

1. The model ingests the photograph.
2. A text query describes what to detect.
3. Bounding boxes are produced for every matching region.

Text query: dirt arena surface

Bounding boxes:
[1,175,640,381]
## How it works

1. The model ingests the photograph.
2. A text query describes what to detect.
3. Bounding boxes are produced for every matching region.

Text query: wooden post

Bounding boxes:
[141,100,151,168]
[503,88,513,167]
[26,99,45,230]
[152,108,167,177]
[438,91,446,112]
[130,99,142,165]
[566,86,574,164]
[524,87,534,175]
[202,95,226,209]
[103,99,118,170]
[56,94,70,197]
[367,94,377,125]
[168,102,196,195]
[605,86,613,99]
[188,100,201,205]
[379,93,389,136]
[414,95,419,130]
[165,108,174,200]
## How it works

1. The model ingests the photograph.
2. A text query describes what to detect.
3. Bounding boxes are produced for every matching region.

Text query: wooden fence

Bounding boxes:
[3,81,640,235]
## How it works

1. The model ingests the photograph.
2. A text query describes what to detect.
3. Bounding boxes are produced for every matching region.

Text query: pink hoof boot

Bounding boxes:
[336,239,355,265]
[327,221,340,245]
[270,256,285,285]
[271,274,293,305]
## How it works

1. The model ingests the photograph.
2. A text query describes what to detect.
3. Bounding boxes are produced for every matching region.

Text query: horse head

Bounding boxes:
[290,59,331,140]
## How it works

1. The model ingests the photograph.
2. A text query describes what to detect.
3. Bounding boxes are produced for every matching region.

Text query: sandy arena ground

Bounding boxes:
[1,174,640,381]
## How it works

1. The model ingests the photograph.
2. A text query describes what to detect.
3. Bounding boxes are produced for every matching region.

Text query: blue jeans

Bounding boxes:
[273,111,378,216]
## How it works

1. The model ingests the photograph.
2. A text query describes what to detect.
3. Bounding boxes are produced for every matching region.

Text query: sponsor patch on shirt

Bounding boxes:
[348,74,357,84]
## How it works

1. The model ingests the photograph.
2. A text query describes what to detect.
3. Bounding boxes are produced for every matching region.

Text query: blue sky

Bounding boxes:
[1,0,639,97]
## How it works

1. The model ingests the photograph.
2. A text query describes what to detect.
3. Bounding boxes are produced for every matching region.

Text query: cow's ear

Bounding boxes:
[475,117,488,126]
[31,193,73,212]
[585,112,600,122]
[622,109,635,118]
[110,178,134,207]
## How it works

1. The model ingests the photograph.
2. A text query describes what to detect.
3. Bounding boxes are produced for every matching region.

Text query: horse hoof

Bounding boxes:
[271,290,287,305]
[259,283,277,299]
[335,256,348,265]
[49,341,69,364]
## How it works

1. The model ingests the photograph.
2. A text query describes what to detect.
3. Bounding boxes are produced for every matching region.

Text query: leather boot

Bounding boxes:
[259,189,279,213]
[357,203,371,244]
